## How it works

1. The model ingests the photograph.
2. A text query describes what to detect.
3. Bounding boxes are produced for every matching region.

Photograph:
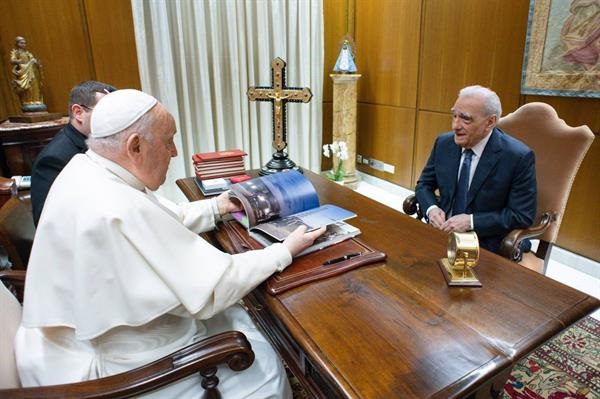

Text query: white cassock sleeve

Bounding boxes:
[150,191,223,233]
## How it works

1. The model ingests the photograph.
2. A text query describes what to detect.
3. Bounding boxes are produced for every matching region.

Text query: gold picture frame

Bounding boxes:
[521,0,599,98]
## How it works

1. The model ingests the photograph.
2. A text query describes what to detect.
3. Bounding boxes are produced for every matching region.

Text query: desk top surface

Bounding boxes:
[177,172,599,398]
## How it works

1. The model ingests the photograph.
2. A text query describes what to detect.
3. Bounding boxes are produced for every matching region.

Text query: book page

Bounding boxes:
[250,204,356,241]
[249,221,361,256]
[297,222,360,256]
[228,170,319,227]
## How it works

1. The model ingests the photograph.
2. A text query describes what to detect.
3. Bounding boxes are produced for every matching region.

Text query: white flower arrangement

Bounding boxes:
[322,141,349,181]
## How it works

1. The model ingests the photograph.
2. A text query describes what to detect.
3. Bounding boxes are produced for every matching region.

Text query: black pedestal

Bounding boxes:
[259,151,302,175]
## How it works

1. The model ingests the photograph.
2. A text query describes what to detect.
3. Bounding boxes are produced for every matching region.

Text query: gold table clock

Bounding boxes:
[438,232,482,287]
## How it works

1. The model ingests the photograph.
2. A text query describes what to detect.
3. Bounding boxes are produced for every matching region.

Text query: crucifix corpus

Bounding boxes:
[247,57,312,175]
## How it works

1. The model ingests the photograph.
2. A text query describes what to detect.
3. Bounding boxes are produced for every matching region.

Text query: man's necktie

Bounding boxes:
[452,149,474,216]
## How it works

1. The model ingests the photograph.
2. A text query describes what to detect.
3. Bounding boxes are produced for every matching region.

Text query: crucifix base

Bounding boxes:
[259,151,302,176]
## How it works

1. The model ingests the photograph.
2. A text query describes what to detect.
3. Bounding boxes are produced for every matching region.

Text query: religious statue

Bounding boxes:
[10,36,47,112]
[333,38,357,73]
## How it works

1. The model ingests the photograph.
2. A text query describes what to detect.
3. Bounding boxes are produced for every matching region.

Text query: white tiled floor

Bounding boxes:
[353,171,600,319]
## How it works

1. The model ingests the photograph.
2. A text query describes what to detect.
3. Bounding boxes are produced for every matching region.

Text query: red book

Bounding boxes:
[230,174,252,183]
[194,164,245,174]
[192,149,247,163]
[196,170,248,180]
[193,157,245,167]
[195,160,245,172]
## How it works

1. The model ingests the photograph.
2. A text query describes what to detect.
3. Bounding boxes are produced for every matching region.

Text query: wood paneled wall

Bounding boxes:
[0,0,140,121]
[323,0,600,262]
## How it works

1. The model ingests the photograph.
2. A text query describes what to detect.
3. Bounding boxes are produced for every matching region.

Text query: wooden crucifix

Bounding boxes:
[248,57,312,175]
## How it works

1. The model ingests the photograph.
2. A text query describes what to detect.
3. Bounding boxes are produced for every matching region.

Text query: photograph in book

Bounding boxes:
[250,221,361,257]
[228,170,358,242]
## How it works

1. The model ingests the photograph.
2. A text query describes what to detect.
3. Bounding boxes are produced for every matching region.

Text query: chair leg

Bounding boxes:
[201,366,221,399]
[536,240,550,259]
[541,242,553,275]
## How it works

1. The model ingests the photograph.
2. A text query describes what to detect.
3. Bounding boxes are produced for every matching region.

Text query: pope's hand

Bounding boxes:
[283,225,327,257]
[215,191,242,215]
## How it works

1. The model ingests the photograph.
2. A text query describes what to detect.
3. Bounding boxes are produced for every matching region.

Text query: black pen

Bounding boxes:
[322,252,361,265]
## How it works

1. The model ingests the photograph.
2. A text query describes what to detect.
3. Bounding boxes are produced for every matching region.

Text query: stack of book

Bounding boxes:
[195,175,252,196]
[192,149,247,180]
[192,149,249,196]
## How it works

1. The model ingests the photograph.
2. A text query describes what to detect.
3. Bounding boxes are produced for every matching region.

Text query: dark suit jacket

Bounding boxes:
[415,127,536,254]
[31,123,87,226]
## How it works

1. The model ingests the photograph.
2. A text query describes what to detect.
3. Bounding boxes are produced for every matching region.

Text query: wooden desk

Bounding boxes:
[0,117,67,176]
[177,172,599,399]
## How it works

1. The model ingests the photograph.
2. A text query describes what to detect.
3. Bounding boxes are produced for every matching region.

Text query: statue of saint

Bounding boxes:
[333,38,357,73]
[10,36,47,112]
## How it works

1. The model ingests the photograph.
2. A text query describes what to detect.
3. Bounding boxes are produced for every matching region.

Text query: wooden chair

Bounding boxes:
[0,270,255,398]
[403,102,595,273]
[0,177,17,208]
[0,197,36,270]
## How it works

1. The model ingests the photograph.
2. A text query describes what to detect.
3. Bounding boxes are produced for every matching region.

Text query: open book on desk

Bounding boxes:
[215,221,386,295]
[250,222,360,257]
[227,170,360,256]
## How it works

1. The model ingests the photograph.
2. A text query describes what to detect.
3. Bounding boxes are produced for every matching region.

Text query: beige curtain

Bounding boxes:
[131,0,324,201]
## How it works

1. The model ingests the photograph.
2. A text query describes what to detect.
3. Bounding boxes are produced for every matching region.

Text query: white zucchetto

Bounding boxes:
[91,89,158,138]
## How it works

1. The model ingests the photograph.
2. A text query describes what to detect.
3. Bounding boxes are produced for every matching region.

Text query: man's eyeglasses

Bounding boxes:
[78,104,94,112]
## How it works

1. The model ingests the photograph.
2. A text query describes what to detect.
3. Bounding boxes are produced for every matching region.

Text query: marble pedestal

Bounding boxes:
[330,73,361,189]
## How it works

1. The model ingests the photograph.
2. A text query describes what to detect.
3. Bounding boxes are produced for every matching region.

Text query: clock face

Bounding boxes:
[447,232,480,268]
[448,234,458,265]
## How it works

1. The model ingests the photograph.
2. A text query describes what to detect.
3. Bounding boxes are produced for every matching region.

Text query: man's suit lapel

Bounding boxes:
[467,128,502,208]
[444,141,462,213]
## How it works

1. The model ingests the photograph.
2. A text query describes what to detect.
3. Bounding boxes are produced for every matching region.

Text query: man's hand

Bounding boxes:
[428,207,446,229]
[441,214,471,233]
[283,225,327,257]
[215,191,242,215]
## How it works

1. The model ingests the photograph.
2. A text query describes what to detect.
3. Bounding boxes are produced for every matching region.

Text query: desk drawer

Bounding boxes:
[243,291,338,398]
[244,291,302,365]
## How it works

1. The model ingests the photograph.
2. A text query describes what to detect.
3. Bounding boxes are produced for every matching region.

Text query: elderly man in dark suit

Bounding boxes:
[31,80,115,226]
[415,85,536,254]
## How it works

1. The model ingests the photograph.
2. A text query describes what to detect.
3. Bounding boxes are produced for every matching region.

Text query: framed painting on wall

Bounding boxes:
[521,0,599,98]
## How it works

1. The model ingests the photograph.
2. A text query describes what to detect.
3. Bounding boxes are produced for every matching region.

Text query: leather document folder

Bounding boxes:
[217,221,386,295]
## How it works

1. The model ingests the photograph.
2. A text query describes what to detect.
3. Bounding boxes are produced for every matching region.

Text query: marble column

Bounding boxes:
[330,73,361,189]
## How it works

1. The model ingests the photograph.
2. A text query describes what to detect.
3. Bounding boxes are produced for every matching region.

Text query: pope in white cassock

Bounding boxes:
[15,89,325,398]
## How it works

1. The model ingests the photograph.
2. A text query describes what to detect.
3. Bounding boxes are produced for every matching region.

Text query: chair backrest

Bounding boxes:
[0,281,22,388]
[497,102,595,244]
[0,197,35,270]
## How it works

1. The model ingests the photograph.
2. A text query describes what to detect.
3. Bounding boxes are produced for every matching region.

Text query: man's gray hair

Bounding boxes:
[87,109,155,154]
[458,85,502,118]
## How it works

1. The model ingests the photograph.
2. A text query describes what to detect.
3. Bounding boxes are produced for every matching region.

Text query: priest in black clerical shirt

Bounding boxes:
[31,81,115,226]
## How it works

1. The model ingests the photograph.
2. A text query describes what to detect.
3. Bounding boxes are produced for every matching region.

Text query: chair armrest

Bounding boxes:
[0,330,255,398]
[0,269,26,284]
[0,269,26,302]
[499,212,555,262]
[403,194,418,216]
[0,177,16,194]
[402,194,425,220]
